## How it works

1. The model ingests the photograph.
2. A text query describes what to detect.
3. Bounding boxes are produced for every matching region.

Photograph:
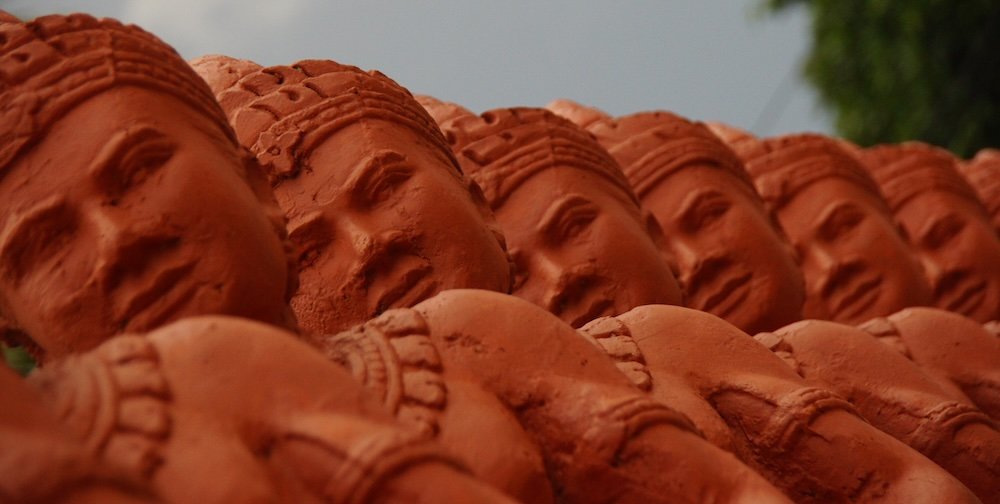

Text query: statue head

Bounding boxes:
[0,14,295,362]
[741,134,932,324]
[861,143,1000,322]
[958,148,1000,234]
[424,102,683,327]
[193,57,511,335]
[550,101,804,334]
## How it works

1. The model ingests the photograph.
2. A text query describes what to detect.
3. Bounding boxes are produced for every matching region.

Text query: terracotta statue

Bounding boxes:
[859,307,1000,421]
[191,56,511,335]
[578,305,980,503]
[0,13,296,362]
[738,134,933,323]
[959,148,1000,234]
[863,142,1000,322]
[420,101,683,327]
[860,142,1000,322]
[26,315,517,504]
[0,14,522,503]
[321,289,792,504]
[421,101,976,502]
[1,364,157,503]
[548,100,804,334]
[758,319,1000,501]
[194,59,797,501]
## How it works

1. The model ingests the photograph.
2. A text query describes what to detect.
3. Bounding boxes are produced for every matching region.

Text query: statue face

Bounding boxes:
[776,177,932,323]
[643,165,805,333]
[493,168,683,327]
[280,122,511,334]
[894,191,1000,322]
[0,87,291,360]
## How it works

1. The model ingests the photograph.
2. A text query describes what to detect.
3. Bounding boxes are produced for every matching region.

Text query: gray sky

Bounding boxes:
[4,0,834,137]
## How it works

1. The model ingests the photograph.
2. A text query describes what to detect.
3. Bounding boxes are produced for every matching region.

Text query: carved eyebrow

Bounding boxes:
[88,124,175,197]
[675,189,728,223]
[536,193,598,236]
[344,149,409,201]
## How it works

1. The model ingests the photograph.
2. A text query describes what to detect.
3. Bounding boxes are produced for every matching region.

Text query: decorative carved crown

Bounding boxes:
[424,104,638,209]
[0,13,233,174]
[861,141,987,214]
[742,133,886,211]
[192,56,459,182]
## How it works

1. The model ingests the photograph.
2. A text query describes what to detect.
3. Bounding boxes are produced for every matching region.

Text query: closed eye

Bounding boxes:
[362,165,412,206]
[817,202,865,242]
[89,125,175,202]
[0,196,77,285]
[349,150,413,208]
[538,194,599,244]
[920,213,965,250]
[678,190,731,233]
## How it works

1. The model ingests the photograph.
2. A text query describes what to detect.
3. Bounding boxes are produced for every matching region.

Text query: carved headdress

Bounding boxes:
[860,142,986,214]
[420,98,637,209]
[0,13,234,173]
[742,133,886,211]
[191,55,461,183]
[548,101,756,199]
[861,142,986,215]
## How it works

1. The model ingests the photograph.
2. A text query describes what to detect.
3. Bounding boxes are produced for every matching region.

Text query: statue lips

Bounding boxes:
[939,274,987,315]
[695,271,752,318]
[685,256,751,318]
[830,274,882,321]
[545,274,616,328]
[370,255,437,315]
[116,260,198,331]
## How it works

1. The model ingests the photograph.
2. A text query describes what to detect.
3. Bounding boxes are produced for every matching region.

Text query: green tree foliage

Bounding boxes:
[768,0,1000,157]
[2,342,35,376]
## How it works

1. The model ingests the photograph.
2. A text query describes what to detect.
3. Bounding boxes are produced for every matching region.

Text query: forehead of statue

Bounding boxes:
[898,189,990,227]
[291,118,457,196]
[499,164,642,220]
[4,86,220,196]
[780,173,886,214]
[647,162,757,200]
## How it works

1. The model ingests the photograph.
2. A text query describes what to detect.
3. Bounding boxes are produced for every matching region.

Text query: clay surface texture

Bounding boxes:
[4,9,1000,504]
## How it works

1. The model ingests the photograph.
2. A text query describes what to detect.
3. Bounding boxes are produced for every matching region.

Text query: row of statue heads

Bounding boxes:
[1,11,999,504]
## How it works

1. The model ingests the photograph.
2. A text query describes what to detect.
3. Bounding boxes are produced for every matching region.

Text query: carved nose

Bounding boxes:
[809,243,839,274]
[533,252,566,289]
[669,238,700,278]
[91,210,179,291]
[920,255,945,287]
[334,214,375,262]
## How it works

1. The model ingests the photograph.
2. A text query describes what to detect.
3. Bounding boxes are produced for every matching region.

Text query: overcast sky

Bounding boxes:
[4,0,834,137]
